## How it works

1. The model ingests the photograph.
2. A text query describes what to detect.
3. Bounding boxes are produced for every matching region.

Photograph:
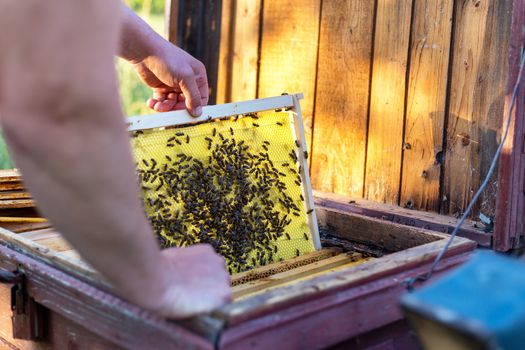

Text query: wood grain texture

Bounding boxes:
[0,170,21,183]
[0,221,50,234]
[0,246,214,350]
[365,0,414,204]
[257,0,321,150]
[233,253,363,298]
[0,183,24,191]
[231,248,341,286]
[310,0,374,197]
[219,253,470,350]
[443,0,513,217]
[400,0,454,211]
[216,233,475,325]
[165,0,179,42]
[216,0,234,103]
[494,0,525,251]
[314,190,491,246]
[0,199,34,209]
[317,207,441,252]
[230,0,262,102]
[0,191,31,200]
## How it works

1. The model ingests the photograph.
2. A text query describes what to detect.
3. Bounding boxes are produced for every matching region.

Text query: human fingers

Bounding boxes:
[147,98,157,110]
[195,73,209,106]
[178,68,202,116]
[153,99,178,112]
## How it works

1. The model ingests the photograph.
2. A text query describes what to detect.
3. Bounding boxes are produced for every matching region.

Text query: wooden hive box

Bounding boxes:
[0,0,524,347]
[0,169,475,349]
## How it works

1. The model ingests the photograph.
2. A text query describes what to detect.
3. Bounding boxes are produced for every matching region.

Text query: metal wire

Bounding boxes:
[404,47,525,291]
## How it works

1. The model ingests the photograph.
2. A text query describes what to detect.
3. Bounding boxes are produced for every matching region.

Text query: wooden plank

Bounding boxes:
[495,0,525,251]
[229,0,262,102]
[59,250,82,261]
[314,190,491,246]
[0,182,24,191]
[317,207,441,252]
[0,170,20,182]
[232,253,363,298]
[364,0,414,204]
[291,95,321,249]
[310,0,374,198]
[0,191,30,200]
[18,228,59,240]
[35,236,71,252]
[0,216,45,223]
[0,245,215,350]
[0,227,106,290]
[17,229,71,252]
[257,0,321,151]
[218,252,470,350]
[400,0,454,211]
[165,0,179,42]
[231,248,341,286]
[215,233,475,325]
[216,0,234,104]
[443,0,513,218]
[127,94,295,130]
[0,221,50,234]
[0,199,34,209]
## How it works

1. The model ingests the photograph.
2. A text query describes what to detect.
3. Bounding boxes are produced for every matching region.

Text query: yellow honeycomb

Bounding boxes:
[130,110,315,273]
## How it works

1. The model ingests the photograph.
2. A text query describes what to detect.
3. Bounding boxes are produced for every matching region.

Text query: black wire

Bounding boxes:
[404,47,525,291]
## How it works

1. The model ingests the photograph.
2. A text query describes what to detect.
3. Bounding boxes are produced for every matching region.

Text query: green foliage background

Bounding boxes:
[0,0,165,169]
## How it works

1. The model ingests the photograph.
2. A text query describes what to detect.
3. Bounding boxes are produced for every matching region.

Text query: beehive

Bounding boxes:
[128,94,320,273]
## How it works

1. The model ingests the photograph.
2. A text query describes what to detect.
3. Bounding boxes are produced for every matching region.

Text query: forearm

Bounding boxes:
[119,3,167,63]
[0,0,169,311]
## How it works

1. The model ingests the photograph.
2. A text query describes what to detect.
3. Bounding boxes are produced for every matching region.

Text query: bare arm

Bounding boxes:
[0,0,229,318]
[119,4,209,115]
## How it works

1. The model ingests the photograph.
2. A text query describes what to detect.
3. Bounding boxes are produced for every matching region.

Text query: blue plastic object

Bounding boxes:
[400,251,525,350]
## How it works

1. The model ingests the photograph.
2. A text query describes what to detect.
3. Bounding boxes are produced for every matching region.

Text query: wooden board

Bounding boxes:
[216,0,234,104]
[442,0,513,217]
[232,253,364,298]
[495,0,525,251]
[216,231,474,325]
[19,229,71,252]
[0,199,34,209]
[317,207,440,252]
[310,0,374,198]
[399,0,454,211]
[0,189,477,348]
[364,0,414,204]
[0,191,31,200]
[231,248,341,286]
[230,0,262,102]
[257,0,321,151]
[314,190,491,246]
[0,182,24,191]
[0,221,50,233]
[0,170,21,182]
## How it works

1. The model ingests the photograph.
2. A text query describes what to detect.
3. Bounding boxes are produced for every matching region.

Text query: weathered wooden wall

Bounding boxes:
[213,0,515,220]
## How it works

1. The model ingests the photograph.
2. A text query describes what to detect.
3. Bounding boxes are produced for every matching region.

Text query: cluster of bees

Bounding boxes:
[133,114,310,273]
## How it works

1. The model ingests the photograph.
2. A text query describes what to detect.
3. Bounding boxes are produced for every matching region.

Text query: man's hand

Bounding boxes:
[153,245,232,319]
[134,44,209,115]
[0,0,230,320]
[119,5,208,116]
